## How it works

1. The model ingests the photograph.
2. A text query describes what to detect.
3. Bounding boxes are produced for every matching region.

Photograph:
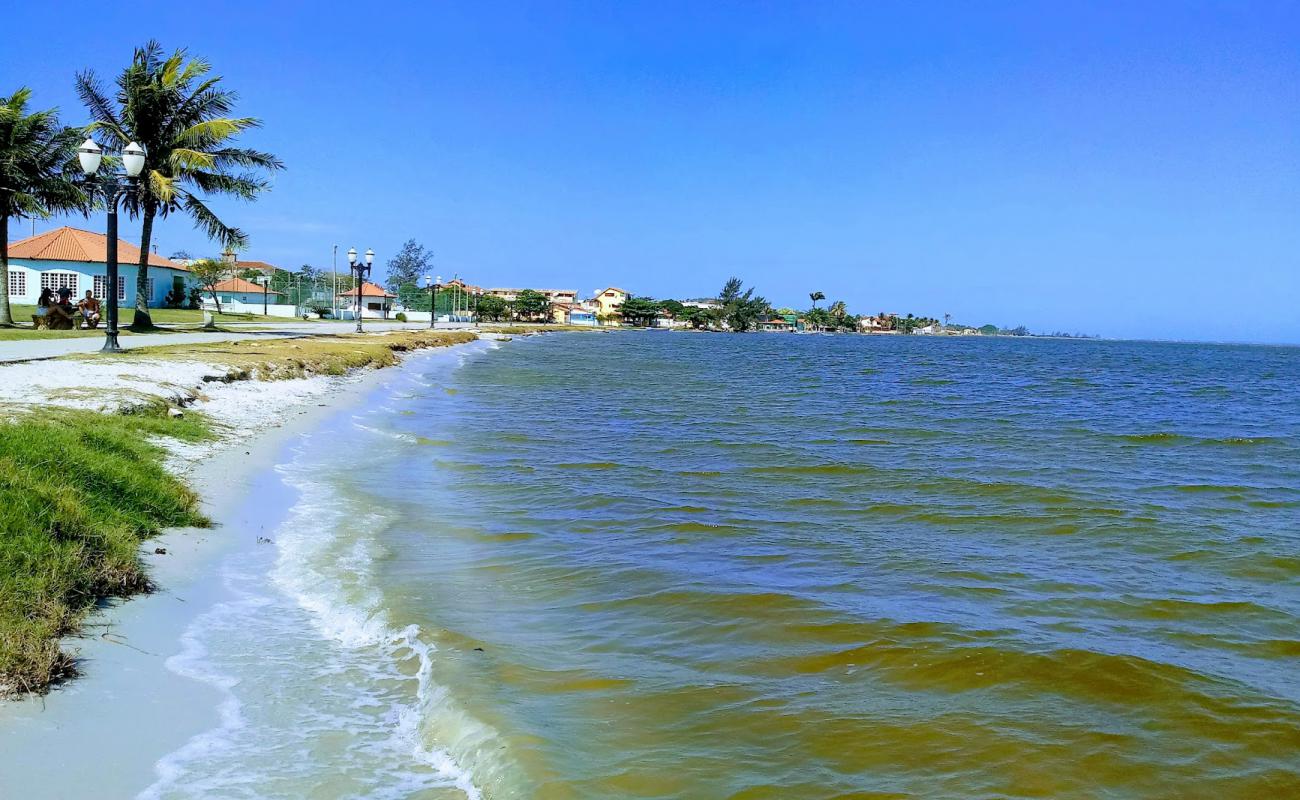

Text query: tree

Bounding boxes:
[619,295,662,327]
[660,298,685,317]
[809,291,825,310]
[0,88,84,327]
[188,257,227,313]
[168,249,192,261]
[719,277,768,332]
[386,238,432,308]
[77,41,284,330]
[475,294,509,322]
[513,289,549,321]
[829,300,848,327]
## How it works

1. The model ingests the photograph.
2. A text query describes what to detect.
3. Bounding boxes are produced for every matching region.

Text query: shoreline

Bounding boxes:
[0,334,497,798]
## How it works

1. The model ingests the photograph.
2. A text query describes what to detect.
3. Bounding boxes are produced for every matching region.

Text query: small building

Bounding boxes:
[758,317,793,332]
[589,287,629,323]
[551,302,597,326]
[487,287,577,304]
[337,281,396,319]
[5,226,193,308]
[211,277,285,305]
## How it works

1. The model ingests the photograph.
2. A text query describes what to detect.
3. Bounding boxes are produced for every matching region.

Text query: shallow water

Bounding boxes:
[154,333,1300,799]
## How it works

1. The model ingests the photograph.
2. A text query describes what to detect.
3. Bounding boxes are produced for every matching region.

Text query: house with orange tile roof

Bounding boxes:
[336,281,397,319]
[211,277,287,305]
[4,226,194,308]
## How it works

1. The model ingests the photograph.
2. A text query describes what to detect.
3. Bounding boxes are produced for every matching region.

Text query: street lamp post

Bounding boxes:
[258,273,269,316]
[424,274,440,329]
[77,137,146,352]
[347,247,374,333]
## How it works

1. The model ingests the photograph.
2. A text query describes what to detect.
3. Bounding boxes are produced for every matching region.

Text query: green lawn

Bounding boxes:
[0,404,211,694]
[1,304,324,340]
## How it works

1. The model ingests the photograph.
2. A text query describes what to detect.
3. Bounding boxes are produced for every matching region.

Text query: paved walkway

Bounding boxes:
[0,321,475,363]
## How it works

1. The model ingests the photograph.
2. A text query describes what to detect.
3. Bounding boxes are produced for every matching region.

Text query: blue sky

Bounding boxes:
[5,1,1298,342]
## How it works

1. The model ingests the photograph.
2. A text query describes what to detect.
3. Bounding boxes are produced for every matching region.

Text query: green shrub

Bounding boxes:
[395,312,408,322]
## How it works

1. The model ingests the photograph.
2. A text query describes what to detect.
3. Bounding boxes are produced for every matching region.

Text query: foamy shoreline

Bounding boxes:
[0,334,497,799]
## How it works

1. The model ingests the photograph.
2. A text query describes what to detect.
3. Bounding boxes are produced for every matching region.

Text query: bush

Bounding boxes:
[395,312,408,322]
[304,299,331,319]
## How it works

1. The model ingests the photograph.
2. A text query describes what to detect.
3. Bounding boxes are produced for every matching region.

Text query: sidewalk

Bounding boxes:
[0,321,462,364]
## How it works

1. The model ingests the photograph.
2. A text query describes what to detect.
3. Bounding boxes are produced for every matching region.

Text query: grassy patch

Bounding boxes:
[91,330,480,380]
[7,304,320,328]
[0,404,211,695]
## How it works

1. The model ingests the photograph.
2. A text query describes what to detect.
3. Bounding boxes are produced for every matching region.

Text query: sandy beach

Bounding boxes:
[0,335,492,799]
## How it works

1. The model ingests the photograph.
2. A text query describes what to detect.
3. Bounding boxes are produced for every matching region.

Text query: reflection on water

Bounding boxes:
[164,333,1300,799]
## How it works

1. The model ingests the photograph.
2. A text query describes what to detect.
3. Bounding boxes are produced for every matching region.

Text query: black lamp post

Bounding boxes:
[425,274,440,329]
[259,273,269,316]
[346,247,374,333]
[78,137,146,353]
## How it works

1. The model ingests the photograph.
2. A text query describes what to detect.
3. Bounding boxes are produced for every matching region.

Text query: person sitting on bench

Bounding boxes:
[45,287,78,330]
[32,288,54,328]
[77,290,101,328]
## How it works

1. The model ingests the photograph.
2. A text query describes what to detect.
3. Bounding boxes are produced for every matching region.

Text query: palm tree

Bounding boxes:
[809,290,825,309]
[76,41,283,329]
[0,88,85,327]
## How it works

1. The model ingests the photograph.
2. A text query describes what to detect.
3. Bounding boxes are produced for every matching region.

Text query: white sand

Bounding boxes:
[0,338,487,798]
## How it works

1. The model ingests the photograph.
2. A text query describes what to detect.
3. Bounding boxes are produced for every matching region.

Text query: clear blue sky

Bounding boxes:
[5,1,1298,342]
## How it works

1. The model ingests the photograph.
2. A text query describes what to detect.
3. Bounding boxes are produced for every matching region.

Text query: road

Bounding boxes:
[0,321,476,363]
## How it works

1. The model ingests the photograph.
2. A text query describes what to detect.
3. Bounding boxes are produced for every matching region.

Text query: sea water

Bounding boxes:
[147,333,1300,799]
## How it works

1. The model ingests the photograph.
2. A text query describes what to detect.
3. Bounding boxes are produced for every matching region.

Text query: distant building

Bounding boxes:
[551,302,597,326]
[487,287,577,304]
[758,317,793,332]
[589,287,629,322]
[336,281,396,319]
[5,226,193,309]
[211,277,285,305]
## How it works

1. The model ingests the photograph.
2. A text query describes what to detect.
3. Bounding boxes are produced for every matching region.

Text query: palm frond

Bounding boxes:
[182,192,248,249]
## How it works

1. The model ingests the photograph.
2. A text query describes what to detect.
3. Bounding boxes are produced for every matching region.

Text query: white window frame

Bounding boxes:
[8,270,26,298]
[40,271,79,294]
[96,275,127,300]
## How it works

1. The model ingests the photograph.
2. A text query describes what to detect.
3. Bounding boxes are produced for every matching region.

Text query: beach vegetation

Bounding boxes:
[719,277,769,332]
[511,289,550,322]
[385,238,434,310]
[188,257,228,313]
[474,294,510,322]
[618,295,662,327]
[809,290,825,309]
[76,40,284,330]
[0,87,87,328]
[0,404,211,695]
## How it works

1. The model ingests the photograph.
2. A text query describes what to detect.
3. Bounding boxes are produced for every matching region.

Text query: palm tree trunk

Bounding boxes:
[0,222,12,327]
[131,204,155,329]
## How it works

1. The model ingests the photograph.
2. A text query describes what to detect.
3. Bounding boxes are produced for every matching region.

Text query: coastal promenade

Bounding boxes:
[0,321,472,363]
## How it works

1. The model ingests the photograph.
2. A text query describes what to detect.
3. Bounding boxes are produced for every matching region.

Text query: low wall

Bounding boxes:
[202,299,301,318]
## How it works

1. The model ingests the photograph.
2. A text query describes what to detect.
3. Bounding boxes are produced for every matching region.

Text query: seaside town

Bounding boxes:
[4,14,1291,800]
[5,228,1027,337]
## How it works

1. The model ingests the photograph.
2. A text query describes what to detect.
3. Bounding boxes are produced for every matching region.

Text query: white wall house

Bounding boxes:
[336,281,396,319]
[210,276,286,306]
[5,227,193,309]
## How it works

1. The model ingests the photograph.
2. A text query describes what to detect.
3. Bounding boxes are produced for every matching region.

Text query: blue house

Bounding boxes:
[5,226,194,308]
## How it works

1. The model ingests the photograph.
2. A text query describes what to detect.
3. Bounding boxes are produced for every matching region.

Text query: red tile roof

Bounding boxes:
[10,227,185,270]
[336,281,395,298]
[212,277,285,295]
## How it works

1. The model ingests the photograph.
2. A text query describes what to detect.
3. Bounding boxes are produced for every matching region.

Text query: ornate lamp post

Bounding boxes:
[424,274,440,329]
[77,137,146,352]
[346,247,374,332]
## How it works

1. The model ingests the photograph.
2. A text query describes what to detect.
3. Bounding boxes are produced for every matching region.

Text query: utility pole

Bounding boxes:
[332,244,338,317]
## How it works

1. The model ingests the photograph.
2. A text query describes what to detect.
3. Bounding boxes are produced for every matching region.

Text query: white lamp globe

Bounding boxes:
[347,247,358,265]
[122,142,147,178]
[78,137,103,176]
[364,249,374,265]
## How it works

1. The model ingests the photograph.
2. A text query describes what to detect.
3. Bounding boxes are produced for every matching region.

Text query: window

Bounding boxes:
[147,277,155,300]
[92,275,127,300]
[7,270,25,297]
[41,271,78,293]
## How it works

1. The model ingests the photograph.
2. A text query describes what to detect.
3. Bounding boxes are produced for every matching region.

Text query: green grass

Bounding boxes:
[0,403,211,695]
[7,304,320,327]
